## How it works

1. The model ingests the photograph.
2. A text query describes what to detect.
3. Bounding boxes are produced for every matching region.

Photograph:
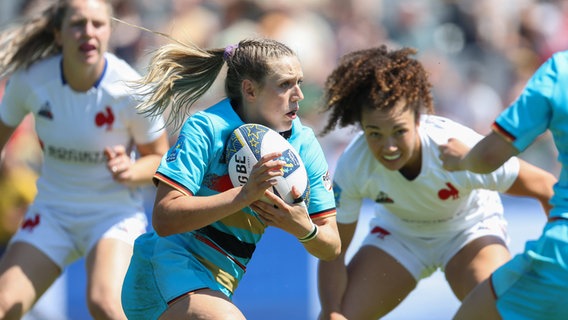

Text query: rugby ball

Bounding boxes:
[225,123,308,204]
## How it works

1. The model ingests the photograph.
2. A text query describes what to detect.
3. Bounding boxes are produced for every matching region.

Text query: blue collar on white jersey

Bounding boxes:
[60,57,108,89]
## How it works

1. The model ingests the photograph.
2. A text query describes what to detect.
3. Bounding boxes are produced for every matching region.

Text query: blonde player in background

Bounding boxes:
[317,45,556,320]
[0,0,169,318]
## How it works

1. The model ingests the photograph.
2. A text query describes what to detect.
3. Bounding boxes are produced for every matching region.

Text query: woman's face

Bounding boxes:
[361,100,421,174]
[244,55,304,133]
[54,0,111,71]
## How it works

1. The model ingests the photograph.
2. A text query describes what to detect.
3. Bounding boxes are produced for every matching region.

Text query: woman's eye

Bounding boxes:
[395,129,407,136]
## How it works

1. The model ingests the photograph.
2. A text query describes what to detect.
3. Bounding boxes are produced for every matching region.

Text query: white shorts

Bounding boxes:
[360,213,509,280]
[9,202,148,269]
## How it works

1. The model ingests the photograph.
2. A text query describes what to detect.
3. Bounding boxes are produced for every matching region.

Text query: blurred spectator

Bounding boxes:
[159,0,221,47]
[109,0,145,65]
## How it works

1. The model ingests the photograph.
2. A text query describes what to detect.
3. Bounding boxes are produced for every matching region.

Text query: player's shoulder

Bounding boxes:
[341,131,367,153]
[421,114,481,146]
[103,53,140,80]
[13,54,60,85]
[422,114,465,131]
[100,53,141,97]
[290,118,316,143]
[180,99,239,138]
[337,131,370,168]
[196,99,240,127]
[550,50,568,65]
[546,51,568,84]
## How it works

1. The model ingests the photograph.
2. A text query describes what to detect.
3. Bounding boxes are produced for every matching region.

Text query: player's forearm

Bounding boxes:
[153,186,251,236]
[460,153,499,174]
[128,154,163,185]
[506,160,556,216]
[461,131,519,174]
[302,221,341,261]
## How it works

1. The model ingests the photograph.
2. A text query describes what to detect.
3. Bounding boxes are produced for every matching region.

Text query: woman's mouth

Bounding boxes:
[80,43,96,53]
[286,111,297,119]
[383,153,401,161]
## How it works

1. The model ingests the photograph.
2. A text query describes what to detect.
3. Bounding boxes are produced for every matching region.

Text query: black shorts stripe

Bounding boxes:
[197,225,256,259]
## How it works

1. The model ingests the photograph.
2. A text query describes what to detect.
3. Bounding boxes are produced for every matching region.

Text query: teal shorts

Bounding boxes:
[491,219,568,320]
[121,232,232,320]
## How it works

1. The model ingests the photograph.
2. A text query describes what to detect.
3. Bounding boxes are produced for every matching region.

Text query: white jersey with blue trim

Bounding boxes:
[0,53,165,210]
[333,114,520,237]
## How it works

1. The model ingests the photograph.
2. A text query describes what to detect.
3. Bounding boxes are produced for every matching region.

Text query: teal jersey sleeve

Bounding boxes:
[495,51,568,218]
[289,120,336,219]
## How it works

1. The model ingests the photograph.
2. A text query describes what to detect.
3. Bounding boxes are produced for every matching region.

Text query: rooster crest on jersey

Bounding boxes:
[226,123,308,204]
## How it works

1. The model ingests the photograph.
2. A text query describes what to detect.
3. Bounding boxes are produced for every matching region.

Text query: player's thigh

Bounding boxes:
[86,237,133,299]
[85,212,145,300]
[342,245,416,319]
[454,278,500,320]
[159,289,246,320]
[0,242,61,312]
[445,235,509,300]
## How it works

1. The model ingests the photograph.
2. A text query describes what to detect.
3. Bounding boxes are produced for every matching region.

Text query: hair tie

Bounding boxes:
[223,44,238,61]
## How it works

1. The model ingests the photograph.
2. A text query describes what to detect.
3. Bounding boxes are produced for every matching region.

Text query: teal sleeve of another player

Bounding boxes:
[496,56,558,152]
[298,136,336,216]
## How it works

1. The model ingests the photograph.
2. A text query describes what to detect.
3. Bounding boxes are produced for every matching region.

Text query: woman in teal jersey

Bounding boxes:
[441,50,568,319]
[121,38,341,319]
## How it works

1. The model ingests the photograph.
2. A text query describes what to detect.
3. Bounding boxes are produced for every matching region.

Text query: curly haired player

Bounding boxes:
[317,45,557,320]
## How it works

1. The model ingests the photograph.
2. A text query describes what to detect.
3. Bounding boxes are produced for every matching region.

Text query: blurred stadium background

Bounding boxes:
[0,0,561,319]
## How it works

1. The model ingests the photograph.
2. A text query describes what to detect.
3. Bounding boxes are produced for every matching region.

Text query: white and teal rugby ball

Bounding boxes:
[225,123,307,204]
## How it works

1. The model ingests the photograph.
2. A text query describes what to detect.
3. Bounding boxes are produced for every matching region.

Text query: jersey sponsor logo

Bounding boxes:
[322,171,332,192]
[438,182,459,200]
[371,226,390,239]
[375,191,394,203]
[95,106,115,131]
[166,136,184,162]
[46,145,107,163]
[22,213,40,231]
[38,101,53,119]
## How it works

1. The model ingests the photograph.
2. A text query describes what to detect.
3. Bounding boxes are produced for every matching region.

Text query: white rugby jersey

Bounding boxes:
[333,115,520,237]
[0,53,165,210]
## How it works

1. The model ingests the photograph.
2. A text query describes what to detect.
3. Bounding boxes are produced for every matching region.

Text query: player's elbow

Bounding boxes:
[152,219,176,237]
[327,247,342,261]
[318,242,342,262]
[319,250,341,262]
[151,209,180,237]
